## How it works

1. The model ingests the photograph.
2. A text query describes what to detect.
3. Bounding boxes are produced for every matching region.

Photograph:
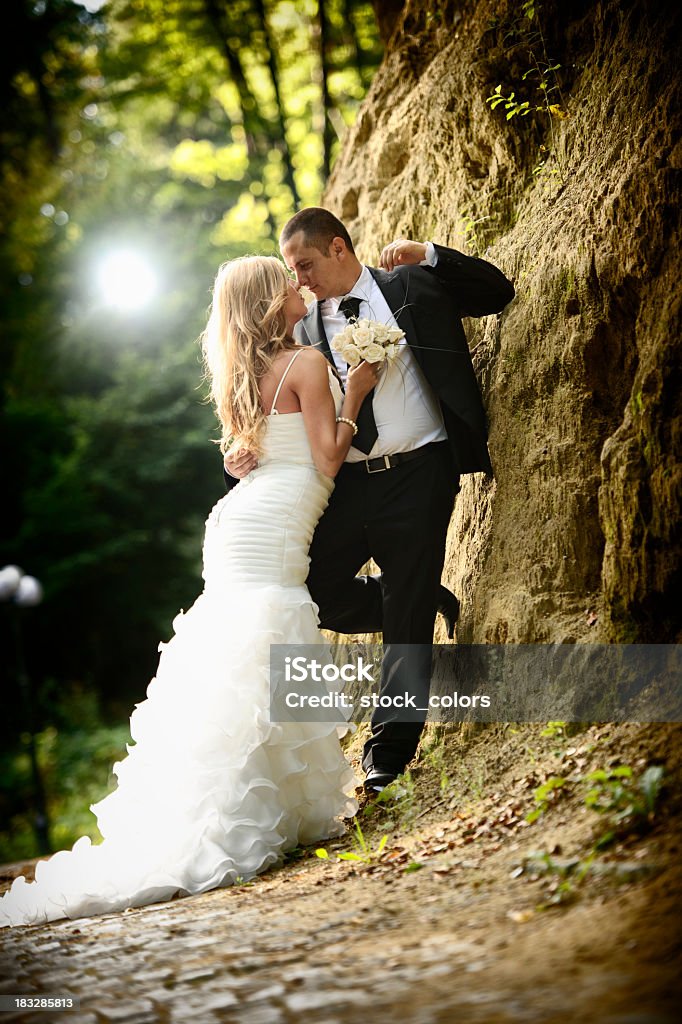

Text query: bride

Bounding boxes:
[0,255,378,927]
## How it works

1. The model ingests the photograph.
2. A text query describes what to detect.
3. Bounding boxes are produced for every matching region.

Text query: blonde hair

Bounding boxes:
[201,255,295,456]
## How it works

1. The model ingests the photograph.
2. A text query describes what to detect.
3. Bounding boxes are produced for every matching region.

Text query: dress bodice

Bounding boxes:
[259,413,314,468]
[258,364,344,470]
[202,366,343,591]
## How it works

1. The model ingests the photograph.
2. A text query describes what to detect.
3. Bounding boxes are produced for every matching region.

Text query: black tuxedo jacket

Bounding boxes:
[295,244,515,477]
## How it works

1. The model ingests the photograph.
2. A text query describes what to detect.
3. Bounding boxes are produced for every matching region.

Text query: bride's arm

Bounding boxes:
[292,350,378,478]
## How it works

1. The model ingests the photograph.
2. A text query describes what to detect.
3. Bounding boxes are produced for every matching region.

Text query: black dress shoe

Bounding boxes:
[437,584,460,639]
[363,766,398,793]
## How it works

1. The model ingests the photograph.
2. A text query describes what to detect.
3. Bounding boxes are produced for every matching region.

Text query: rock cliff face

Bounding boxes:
[326,0,681,643]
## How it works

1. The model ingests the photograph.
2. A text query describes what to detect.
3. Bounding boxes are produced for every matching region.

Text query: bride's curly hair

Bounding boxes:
[201,255,296,457]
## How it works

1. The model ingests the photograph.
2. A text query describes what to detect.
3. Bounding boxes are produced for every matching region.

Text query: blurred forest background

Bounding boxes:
[0,0,383,859]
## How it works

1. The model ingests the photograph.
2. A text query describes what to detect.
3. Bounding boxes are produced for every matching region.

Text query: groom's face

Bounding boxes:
[281,231,349,301]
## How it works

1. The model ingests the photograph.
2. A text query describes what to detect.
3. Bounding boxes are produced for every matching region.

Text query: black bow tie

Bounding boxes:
[338,296,362,321]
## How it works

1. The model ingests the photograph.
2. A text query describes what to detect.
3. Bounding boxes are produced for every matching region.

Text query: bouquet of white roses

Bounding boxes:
[331,317,405,367]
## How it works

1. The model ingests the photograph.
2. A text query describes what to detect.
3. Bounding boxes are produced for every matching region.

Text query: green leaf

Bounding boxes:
[540,721,567,737]
[315,848,329,859]
[638,765,664,811]
[338,851,364,861]
[594,830,616,850]
[534,777,566,801]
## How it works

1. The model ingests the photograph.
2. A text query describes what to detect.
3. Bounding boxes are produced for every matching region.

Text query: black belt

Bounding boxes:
[341,440,447,475]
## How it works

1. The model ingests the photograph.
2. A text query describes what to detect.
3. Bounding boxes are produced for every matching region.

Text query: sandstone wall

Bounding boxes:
[326,0,681,643]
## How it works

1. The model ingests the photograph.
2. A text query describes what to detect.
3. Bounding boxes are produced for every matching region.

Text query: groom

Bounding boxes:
[226,208,514,792]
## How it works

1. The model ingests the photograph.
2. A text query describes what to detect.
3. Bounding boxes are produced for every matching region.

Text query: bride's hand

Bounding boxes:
[346,360,381,399]
[224,445,258,479]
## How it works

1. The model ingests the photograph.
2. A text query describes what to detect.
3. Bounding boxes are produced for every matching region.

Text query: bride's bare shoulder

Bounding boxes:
[289,346,328,372]
[287,348,332,398]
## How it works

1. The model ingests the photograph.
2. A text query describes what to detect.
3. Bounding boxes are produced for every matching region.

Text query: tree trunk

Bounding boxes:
[371,0,404,45]
[252,0,301,206]
[317,0,335,180]
[202,0,260,158]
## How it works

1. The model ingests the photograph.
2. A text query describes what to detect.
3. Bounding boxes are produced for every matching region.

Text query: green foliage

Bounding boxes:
[486,59,563,123]
[520,764,666,907]
[540,721,567,738]
[523,759,665,850]
[525,775,568,823]
[362,770,419,827]
[487,84,532,121]
[485,2,567,182]
[584,765,664,848]
[0,686,129,862]
[523,849,592,908]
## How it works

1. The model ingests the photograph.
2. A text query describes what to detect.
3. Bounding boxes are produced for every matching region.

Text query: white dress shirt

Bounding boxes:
[320,245,447,462]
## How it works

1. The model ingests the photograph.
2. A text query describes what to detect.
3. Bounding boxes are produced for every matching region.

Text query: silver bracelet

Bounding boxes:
[336,416,358,436]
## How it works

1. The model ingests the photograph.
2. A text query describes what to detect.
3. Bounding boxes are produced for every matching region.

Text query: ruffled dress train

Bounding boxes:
[0,410,357,927]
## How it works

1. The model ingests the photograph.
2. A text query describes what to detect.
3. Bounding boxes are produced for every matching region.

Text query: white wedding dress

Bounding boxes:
[0,358,357,927]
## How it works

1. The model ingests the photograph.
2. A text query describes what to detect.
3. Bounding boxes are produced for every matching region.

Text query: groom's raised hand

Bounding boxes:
[379,238,428,271]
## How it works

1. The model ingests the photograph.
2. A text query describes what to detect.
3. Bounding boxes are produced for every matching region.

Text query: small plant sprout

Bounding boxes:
[316,818,389,865]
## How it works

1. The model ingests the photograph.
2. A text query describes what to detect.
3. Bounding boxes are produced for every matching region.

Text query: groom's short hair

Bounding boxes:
[280,208,355,255]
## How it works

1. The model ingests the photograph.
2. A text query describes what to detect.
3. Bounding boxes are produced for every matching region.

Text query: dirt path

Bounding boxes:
[1,723,681,1024]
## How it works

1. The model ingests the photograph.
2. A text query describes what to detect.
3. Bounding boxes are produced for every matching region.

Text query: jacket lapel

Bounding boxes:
[299,303,335,365]
[368,266,423,368]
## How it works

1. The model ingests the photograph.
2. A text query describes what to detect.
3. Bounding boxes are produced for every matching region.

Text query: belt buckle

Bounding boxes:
[366,455,393,474]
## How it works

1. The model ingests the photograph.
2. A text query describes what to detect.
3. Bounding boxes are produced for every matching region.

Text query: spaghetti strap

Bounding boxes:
[270,348,305,415]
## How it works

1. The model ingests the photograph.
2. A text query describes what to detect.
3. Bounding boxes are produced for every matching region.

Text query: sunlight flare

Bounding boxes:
[96,249,158,312]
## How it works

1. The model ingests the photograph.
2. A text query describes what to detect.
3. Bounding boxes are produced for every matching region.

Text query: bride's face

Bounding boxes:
[283,279,308,334]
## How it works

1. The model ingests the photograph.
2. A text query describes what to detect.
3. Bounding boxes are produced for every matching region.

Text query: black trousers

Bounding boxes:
[306,442,459,774]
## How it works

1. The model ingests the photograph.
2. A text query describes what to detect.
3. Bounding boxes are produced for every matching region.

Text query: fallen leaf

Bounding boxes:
[507,909,534,923]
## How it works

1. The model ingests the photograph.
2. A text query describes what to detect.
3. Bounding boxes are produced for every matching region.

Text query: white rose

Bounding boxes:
[331,325,354,350]
[352,326,372,346]
[341,342,362,367]
[387,327,404,343]
[363,342,387,362]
